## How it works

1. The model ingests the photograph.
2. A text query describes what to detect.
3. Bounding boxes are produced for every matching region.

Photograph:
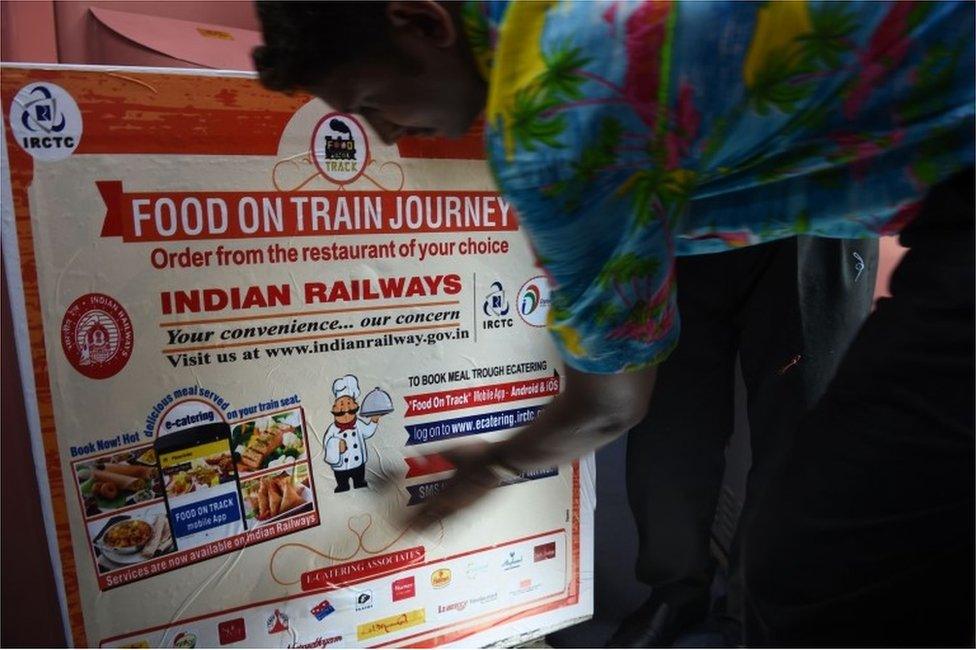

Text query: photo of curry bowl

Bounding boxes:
[97,518,153,554]
[90,510,175,573]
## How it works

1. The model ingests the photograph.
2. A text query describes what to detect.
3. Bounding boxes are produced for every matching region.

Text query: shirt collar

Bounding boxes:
[461,0,508,81]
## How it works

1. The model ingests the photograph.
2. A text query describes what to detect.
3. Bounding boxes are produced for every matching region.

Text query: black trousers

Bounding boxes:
[334,463,367,490]
[744,171,975,646]
[625,235,878,617]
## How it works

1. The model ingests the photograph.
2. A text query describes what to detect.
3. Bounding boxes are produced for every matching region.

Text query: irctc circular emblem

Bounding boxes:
[311,112,369,185]
[9,82,83,162]
[61,293,134,379]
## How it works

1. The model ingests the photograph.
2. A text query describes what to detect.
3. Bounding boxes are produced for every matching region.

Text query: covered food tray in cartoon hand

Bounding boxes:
[359,387,394,417]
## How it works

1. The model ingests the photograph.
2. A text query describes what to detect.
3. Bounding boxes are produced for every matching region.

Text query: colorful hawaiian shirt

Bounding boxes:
[463,0,974,373]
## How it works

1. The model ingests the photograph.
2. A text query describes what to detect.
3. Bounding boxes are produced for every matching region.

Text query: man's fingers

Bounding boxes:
[405,470,495,532]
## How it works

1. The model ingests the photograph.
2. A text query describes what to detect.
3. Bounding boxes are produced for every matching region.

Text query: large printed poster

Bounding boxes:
[1,65,594,648]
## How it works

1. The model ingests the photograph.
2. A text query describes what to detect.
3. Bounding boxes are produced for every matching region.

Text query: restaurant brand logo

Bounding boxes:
[502,550,524,571]
[534,541,557,562]
[311,599,335,621]
[430,568,452,589]
[511,577,541,597]
[392,576,416,602]
[357,609,426,642]
[266,608,289,634]
[355,589,375,611]
[172,631,197,648]
[311,112,369,185]
[437,599,467,614]
[9,82,82,161]
[294,635,343,648]
[438,591,498,616]
[466,560,490,580]
[470,591,499,606]
[60,293,134,379]
[217,618,246,645]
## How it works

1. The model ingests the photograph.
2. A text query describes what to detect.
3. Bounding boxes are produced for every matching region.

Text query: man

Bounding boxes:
[254,2,974,645]
[613,234,877,647]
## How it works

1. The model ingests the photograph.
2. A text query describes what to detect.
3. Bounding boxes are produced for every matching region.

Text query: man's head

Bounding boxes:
[253,1,487,143]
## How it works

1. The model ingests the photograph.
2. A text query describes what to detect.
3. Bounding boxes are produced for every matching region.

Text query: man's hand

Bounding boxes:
[339,439,347,454]
[408,440,500,531]
[407,365,657,530]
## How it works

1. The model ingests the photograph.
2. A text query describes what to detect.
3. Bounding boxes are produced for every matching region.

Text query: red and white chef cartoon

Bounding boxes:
[324,375,383,492]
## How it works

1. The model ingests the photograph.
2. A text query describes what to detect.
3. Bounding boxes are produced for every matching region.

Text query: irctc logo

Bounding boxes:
[483,281,510,317]
[21,85,66,132]
[9,83,82,161]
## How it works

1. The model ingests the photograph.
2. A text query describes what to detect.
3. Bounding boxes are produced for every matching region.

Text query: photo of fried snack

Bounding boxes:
[241,469,312,526]
[74,445,164,518]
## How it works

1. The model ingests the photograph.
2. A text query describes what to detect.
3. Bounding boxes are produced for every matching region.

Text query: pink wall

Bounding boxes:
[53,1,259,67]
[0,1,59,64]
[2,3,255,646]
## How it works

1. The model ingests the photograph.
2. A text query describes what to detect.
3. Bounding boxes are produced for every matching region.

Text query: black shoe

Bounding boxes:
[606,591,710,648]
[334,484,350,493]
[353,481,369,489]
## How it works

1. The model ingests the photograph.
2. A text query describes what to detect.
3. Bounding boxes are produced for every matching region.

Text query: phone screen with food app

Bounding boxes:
[154,423,247,550]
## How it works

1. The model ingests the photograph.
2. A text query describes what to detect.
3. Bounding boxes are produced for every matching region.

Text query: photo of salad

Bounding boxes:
[232,408,305,475]
[74,446,164,518]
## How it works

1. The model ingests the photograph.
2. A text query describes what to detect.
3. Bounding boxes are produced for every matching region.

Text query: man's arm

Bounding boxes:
[409,365,657,527]
[494,365,657,472]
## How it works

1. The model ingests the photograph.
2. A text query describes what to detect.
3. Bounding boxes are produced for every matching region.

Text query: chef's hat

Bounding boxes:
[332,374,361,400]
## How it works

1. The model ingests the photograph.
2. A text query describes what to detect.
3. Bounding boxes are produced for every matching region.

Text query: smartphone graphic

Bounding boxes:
[154,422,247,551]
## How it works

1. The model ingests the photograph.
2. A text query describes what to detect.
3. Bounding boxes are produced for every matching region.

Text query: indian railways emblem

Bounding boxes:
[60,293,134,379]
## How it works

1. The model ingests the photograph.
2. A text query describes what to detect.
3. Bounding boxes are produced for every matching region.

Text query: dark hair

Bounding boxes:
[253,1,392,92]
